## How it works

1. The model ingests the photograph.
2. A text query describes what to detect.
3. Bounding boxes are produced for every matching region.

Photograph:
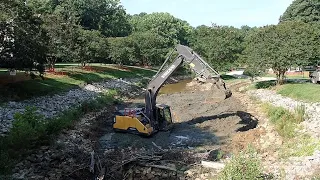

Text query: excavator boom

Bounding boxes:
[113,44,232,136]
[144,45,231,126]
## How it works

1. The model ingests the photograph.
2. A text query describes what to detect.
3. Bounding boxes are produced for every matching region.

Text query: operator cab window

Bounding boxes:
[163,108,172,122]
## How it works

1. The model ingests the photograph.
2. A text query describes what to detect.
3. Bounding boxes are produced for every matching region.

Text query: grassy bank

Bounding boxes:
[0,65,155,103]
[0,90,119,174]
[277,83,320,103]
[252,80,320,103]
[218,146,266,179]
[261,103,320,159]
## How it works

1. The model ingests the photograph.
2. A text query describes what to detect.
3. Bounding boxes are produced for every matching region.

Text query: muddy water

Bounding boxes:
[159,79,192,94]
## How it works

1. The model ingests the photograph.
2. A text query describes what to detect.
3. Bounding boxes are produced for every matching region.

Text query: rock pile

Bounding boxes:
[247,89,320,138]
[0,78,143,135]
[266,150,320,179]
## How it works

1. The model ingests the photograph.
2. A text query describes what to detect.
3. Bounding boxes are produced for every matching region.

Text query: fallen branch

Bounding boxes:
[97,167,106,180]
[90,151,95,173]
[201,161,225,169]
[111,157,138,172]
[152,142,165,151]
[137,155,162,161]
[138,163,177,172]
[122,164,136,180]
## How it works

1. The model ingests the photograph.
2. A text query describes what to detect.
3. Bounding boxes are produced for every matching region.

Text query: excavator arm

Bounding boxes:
[144,44,231,126]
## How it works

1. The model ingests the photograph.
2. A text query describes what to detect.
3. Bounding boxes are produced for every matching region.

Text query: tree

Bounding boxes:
[242,21,320,84]
[190,24,244,71]
[280,0,320,23]
[0,0,49,74]
[72,0,132,37]
[77,29,109,66]
[130,12,193,46]
[108,37,136,66]
[130,31,169,66]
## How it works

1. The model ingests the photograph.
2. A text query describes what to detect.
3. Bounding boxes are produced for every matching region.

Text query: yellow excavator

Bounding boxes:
[113,44,232,136]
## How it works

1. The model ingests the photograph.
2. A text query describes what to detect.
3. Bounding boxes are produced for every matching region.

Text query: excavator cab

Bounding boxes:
[113,105,173,136]
[155,104,173,131]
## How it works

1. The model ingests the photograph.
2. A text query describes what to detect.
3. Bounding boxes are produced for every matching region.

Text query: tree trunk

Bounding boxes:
[279,70,286,85]
[275,69,286,85]
[81,61,87,67]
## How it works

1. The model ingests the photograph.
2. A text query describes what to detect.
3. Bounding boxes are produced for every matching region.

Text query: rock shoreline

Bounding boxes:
[0,78,143,135]
[247,89,320,138]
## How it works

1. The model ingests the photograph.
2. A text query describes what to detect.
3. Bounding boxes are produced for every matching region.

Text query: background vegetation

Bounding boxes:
[1,0,319,85]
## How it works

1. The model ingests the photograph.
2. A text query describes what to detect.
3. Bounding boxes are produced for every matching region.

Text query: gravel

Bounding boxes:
[247,89,320,138]
[266,150,320,180]
[0,78,143,136]
[247,88,320,179]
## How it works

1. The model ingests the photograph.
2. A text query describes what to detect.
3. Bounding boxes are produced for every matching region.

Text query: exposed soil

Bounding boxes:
[9,80,265,180]
[94,80,261,179]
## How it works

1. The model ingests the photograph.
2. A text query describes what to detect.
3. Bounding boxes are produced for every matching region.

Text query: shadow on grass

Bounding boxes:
[99,66,155,79]
[68,72,104,84]
[0,78,78,103]
[255,78,312,90]
[54,64,79,69]
[221,75,238,80]
[255,80,277,89]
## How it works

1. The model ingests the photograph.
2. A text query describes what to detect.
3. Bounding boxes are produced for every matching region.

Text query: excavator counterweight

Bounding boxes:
[113,44,232,136]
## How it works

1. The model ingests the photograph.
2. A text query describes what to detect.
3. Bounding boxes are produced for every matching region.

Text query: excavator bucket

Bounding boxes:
[186,77,232,103]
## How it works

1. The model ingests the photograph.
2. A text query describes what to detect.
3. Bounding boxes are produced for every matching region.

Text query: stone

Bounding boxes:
[0,78,143,135]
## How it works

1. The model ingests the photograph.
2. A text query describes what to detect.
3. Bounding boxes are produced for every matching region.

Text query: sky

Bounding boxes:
[120,0,294,28]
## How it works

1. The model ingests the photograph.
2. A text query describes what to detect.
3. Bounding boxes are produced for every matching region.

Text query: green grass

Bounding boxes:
[264,72,310,80]
[0,65,155,103]
[251,78,320,102]
[280,134,320,159]
[218,146,266,180]
[262,103,305,138]
[0,90,118,174]
[260,103,320,159]
[277,83,320,103]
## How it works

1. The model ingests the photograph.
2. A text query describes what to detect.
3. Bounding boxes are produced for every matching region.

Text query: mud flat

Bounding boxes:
[9,80,259,180]
[96,81,258,179]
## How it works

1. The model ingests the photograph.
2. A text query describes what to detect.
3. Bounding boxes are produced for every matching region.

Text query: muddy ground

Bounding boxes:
[8,80,260,180]
[95,80,259,179]
[101,85,257,151]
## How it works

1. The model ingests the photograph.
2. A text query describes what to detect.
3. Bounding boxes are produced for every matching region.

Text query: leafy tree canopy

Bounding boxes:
[242,21,320,84]
[129,12,193,46]
[189,24,245,71]
[280,0,320,23]
[0,0,49,73]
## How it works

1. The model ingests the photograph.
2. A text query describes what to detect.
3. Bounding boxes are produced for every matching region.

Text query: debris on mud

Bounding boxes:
[94,81,259,179]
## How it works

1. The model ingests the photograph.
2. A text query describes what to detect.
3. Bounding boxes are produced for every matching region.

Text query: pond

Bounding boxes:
[158,79,192,95]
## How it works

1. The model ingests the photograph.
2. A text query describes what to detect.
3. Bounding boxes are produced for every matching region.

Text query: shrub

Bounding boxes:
[263,104,299,138]
[255,80,276,89]
[218,146,264,180]
[46,108,82,135]
[0,90,118,174]
[294,105,306,123]
[9,107,46,149]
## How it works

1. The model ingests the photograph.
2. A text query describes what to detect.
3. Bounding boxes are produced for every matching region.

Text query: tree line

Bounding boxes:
[0,0,320,84]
